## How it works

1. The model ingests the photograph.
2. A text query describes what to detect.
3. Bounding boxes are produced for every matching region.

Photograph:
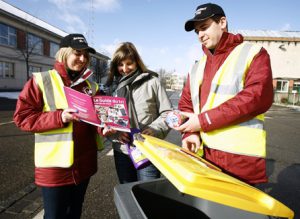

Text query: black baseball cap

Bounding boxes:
[185,3,225,32]
[59,33,96,54]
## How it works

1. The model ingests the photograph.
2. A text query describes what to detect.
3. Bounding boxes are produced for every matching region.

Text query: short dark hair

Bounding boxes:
[211,15,228,31]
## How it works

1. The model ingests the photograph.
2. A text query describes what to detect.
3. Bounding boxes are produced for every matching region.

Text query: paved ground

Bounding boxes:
[0,95,182,219]
[0,96,299,219]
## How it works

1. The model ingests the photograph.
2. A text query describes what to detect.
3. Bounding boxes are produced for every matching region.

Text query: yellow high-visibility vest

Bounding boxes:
[190,42,266,157]
[33,69,103,168]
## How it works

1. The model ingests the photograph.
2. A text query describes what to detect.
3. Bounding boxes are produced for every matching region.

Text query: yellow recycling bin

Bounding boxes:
[132,134,294,219]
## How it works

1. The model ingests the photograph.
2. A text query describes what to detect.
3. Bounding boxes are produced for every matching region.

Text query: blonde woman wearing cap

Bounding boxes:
[175,3,273,185]
[105,42,172,184]
[14,33,103,219]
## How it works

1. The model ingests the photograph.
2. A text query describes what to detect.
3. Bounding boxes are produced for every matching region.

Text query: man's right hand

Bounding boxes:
[174,111,201,133]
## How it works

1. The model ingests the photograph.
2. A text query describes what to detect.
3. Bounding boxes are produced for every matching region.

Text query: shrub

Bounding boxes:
[281,97,288,104]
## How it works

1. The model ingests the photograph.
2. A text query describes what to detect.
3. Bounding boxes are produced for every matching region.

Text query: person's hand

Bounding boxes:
[118,132,130,144]
[142,128,155,136]
[174,112,201,133]
[101,125,117,136]
[61,108,79,123]
[182,133,201,153]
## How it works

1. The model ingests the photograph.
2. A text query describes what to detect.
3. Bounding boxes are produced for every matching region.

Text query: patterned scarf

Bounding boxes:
[115,70,141,129]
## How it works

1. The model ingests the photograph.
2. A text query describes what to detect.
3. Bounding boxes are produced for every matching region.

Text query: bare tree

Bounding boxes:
[157,68,166,86]
[92,59,108,84]
[16,30,44,80]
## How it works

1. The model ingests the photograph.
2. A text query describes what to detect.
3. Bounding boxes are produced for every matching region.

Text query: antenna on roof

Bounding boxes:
[87,0,95,47]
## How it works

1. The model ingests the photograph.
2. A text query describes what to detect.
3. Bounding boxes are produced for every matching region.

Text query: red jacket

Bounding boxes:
[14,62,99,187]
[179,32,273,184]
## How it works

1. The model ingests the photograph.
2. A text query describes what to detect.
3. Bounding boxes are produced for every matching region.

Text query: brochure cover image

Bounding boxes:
[64,86,130,132]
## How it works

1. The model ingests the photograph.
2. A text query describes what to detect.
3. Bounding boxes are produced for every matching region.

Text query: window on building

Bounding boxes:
[29,65,42,76]
[293,81,300,92]
[50,42,59,57]
[0,23,17,47]
[0,61,14,78]
[27,33,43,55]
[276,80,289,93]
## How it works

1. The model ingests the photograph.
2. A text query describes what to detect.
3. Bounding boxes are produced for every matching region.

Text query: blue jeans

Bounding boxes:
[41,179,90,219]
[113,150,160,184]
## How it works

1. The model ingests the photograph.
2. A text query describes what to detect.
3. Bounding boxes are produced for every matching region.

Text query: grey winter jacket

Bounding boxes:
[111,72,172,153]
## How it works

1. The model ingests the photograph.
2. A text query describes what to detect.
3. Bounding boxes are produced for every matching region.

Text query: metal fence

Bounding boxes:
[274,91,300,106]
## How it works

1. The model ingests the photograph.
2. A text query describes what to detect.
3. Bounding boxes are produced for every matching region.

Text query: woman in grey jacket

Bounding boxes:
[106,42,172,184]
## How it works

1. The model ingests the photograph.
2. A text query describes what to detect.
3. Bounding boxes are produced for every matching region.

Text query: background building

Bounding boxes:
[164,73,185,91]
[0,1,109,91]
[233,30,300,105]
[164,30,300,105]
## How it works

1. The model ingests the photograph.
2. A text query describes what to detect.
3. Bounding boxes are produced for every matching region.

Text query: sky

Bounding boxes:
[3,0,300,75]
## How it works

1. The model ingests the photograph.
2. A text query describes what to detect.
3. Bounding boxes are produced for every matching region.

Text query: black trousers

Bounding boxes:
[41,178,90,219]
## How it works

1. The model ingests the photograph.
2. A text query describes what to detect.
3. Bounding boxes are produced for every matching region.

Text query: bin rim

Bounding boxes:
[133,134,294,219]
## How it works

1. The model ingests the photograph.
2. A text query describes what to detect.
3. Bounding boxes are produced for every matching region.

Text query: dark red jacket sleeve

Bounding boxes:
[199,48,273,132]
[13,77,65,132]
[178,74,194,113]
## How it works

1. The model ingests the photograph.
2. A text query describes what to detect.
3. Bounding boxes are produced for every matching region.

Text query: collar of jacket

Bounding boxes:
[203,32,244,56]
[53,61,93,87]
[54,61,71,86]
[131,71,158,86]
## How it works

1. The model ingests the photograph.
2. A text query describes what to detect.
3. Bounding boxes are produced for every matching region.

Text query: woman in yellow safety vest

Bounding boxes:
[14,33,103,219]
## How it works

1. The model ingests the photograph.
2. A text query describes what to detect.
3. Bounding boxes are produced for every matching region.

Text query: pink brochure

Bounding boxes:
[64,86,130,132]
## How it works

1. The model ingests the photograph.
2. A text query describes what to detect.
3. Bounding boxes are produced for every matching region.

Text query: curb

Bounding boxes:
[0,183,42,219]
[273,103,300,110]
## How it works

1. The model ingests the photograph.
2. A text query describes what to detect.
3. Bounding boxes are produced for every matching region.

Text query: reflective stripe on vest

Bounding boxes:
[190,42,266,157]
[35,132,73,143]
[190,55,207,115]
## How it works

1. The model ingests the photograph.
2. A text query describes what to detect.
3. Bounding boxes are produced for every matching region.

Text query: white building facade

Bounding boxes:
[0,1,109,90]
[164,73,185,91]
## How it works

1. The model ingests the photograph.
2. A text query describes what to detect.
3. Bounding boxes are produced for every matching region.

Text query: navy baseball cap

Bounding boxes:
[60,33,96,54]
[185,3,225,32]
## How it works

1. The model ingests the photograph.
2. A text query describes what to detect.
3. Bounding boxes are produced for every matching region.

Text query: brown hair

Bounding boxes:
[106,42,147,85]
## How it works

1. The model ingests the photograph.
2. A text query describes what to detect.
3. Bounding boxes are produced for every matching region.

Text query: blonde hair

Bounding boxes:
[107,42,147,85]
[55,47,91,69]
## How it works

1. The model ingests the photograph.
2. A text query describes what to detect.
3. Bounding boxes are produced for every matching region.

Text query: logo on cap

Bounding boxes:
[195,7,207,15]
[73,37,87,44]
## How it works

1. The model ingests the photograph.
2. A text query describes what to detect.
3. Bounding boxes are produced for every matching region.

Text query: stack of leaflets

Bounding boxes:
[64,86,130,132]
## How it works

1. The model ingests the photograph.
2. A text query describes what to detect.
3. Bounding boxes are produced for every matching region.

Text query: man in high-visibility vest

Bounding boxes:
[175,3,273,185]
[14,33,104,218]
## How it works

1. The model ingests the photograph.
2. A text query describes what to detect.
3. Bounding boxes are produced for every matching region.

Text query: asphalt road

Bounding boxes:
[0,95,299,219]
